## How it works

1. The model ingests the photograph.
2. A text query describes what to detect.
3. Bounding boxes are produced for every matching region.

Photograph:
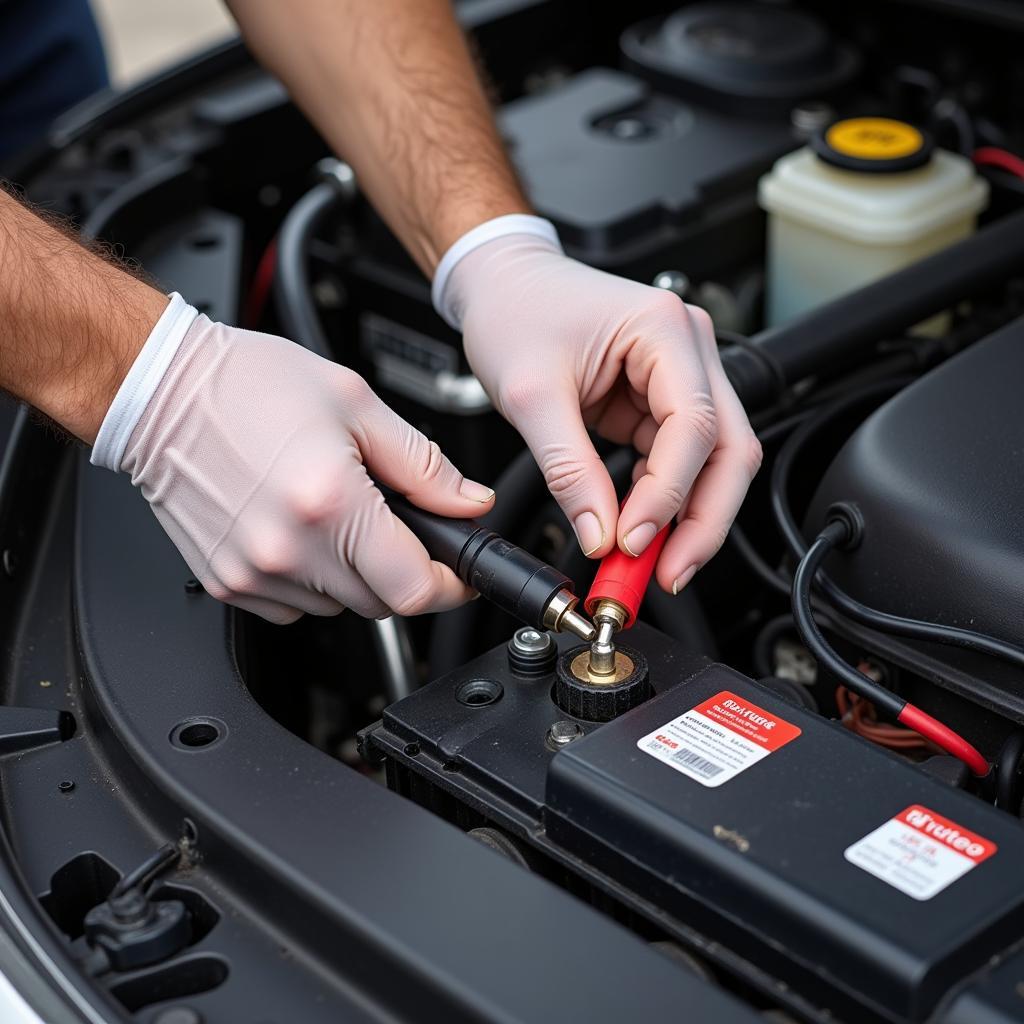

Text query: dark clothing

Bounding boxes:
[0,0,108,161]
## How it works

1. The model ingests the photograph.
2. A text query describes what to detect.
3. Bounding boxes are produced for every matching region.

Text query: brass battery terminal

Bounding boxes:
[573,598,633,683]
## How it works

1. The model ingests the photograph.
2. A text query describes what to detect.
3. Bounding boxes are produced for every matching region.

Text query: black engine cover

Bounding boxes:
[808,316,1024,712]
[500,67,793,274]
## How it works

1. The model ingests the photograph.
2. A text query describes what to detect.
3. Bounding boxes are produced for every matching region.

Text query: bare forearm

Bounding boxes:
[226,0,529,275]
[0,188,168,442]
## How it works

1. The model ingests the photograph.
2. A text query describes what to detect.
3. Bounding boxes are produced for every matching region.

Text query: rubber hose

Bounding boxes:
[273,181,337,359]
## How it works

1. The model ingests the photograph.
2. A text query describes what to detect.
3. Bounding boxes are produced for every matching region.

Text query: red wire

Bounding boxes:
[897,703,989,777]
[243,236,278,328]
[973,146,1024,180]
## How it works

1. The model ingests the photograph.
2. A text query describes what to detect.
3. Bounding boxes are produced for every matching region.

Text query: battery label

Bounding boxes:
[637,690,801,788]
[844,804,997,900]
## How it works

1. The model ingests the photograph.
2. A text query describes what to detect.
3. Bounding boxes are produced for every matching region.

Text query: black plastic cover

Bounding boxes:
[807,317,1024,708]
[621,2,860,113]
[937,944,1024,1024]
[499,68,792,264]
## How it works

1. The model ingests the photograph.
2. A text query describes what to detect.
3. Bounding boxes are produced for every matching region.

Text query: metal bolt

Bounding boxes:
[57,780,74,793]
[508,627,558,676]
[184,578,203,595]
[511,628,553,656]
[652,270,690,299]
[547,720,584,748]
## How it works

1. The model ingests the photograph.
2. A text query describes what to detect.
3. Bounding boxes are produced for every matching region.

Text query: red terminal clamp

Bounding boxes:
[584,517,670,677]
[585,524,670,629]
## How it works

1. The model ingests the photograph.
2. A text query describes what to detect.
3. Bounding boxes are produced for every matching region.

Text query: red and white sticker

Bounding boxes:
[844,804,997,900]
[638,690,801,788]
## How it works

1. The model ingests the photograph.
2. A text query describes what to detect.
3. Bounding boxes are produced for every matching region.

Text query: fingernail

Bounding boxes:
[671,565,698,596]
[460,479,495,503]
[470,591,482,601]
[622,521,658,557]
[574,511,604,556]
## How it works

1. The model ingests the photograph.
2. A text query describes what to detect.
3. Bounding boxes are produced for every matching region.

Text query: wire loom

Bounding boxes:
[792,520,990,777]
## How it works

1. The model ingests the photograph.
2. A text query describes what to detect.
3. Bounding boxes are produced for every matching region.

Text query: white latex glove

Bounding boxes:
[91,294,495,623]
[433,216,762,595]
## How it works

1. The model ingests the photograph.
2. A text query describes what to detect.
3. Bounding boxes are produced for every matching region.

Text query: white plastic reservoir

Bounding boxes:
[759,117,989,327]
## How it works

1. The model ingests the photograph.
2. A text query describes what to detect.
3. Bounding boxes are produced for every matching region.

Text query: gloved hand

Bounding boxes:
[433,216,761,595]
[91,295,494,623]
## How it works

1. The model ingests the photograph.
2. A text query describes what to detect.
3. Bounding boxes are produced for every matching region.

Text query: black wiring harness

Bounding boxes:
[730,376,1024,778]
[792,520,988,776]
[770,383,1024,674]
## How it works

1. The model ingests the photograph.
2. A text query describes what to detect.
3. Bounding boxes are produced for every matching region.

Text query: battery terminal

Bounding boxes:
[588,598,627,677]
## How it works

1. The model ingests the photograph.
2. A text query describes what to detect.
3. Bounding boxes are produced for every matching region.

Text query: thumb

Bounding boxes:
[359,394,495,517]
[506,385,618,557]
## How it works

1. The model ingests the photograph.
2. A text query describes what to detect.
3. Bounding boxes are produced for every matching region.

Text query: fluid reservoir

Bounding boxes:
[759,116,989,326]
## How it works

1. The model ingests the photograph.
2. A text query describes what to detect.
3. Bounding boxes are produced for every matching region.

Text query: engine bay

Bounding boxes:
[5,1,1024,1021]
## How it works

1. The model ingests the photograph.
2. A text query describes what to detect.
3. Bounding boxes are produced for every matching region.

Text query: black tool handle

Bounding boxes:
[386,493,574,627]
[386,496,487,569]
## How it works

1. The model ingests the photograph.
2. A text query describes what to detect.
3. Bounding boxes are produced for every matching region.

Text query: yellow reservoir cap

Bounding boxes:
[813,116,933,174]
[826,118,924,160]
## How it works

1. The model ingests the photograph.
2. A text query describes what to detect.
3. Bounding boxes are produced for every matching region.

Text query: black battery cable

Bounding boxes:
[995,731,1024,814]
[793,519,989,777]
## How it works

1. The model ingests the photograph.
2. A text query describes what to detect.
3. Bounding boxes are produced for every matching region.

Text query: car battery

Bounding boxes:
[364,624,1024,1023]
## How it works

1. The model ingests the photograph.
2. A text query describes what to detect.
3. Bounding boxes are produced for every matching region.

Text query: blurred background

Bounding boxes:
[92,0,234,85]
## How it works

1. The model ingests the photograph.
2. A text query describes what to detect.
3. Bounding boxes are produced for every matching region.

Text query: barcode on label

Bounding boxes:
[671,747,723,778]
[640,692,798,787]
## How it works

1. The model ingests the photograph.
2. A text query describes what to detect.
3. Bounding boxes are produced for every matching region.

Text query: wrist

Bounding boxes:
[28,284,170,445]
[90,293,199,471]
[418,194,534,274]
[431,214,562,329]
